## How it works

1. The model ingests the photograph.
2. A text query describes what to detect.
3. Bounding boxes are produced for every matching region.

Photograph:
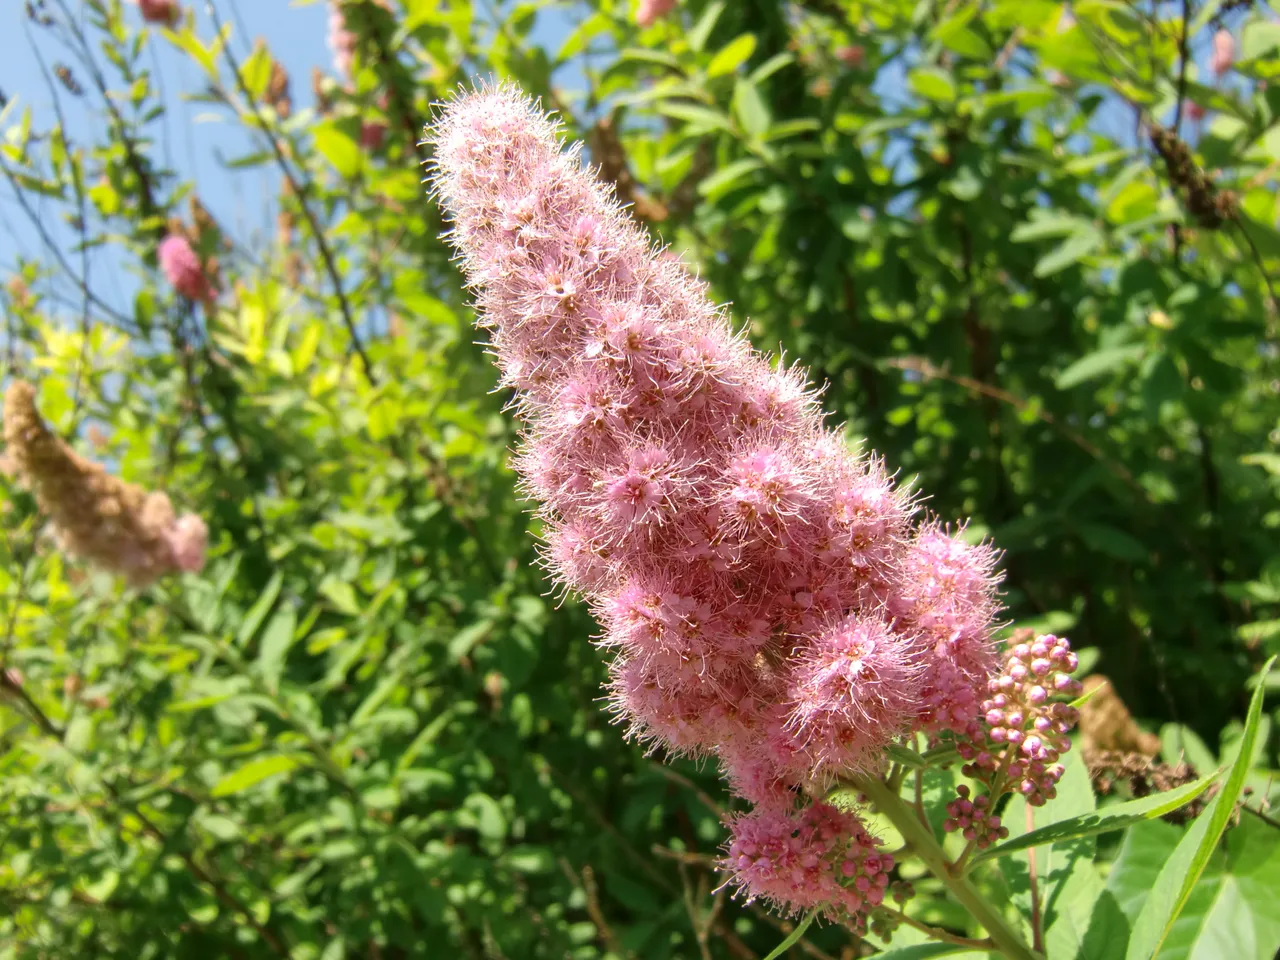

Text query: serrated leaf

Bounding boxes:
[1126,656,1276,959]
[975,773,1217,865]
[211,754,303,797]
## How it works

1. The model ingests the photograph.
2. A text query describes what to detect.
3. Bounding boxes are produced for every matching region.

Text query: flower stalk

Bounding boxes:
[850,773,1041,960]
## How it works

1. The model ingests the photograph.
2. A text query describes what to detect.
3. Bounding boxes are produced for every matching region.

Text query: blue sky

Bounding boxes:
[1,0,335,315]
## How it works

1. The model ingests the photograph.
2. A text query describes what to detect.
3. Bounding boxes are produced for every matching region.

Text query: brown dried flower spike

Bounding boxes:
[2,380,207,588]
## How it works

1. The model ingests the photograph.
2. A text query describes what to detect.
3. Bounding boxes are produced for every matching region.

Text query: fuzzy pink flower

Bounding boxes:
[137,0,179,26]
[724,803,893,925]
[165,513,209,573]
[157,234,214,302]
[429,84,1006,920]
[1212,29,1235,78]
[635,0,677,27]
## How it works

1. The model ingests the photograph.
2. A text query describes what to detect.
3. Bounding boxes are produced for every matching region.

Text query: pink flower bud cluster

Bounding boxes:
[327,2,358,79]
[635,0,677,27]
[955,634,1081,813]
[725,802,893,924]
[428,84,1005,920]
[157,234,215,303]
[943,783,1007,849]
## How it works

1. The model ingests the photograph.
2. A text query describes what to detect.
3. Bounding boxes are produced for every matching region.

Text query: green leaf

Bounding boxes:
[749,52,794,84]
[698,158,763,199]
[1107,819,1184,925]
[909,66,956,103]
[733,78,771,138]
[885,744,928,769]
[654,101,732,132]
[239,43,273,102]
[687,0,725,53]
[313,121,361,179]
[256,605,298,694]
[1011,211,1089,242]
[974,773,1217,865]
[1055,344,1143,389]
[556,11,608,61]
[238,571,283,647]
[1126,656,1276,959]
[761,908,818,960]
[1034,225,1103,276]
[706,34,757,79]
[1240,21,1280,61]
[211,754,303,797]
[1161,815,1280,959]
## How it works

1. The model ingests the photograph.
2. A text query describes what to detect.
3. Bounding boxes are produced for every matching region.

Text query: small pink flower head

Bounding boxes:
[157,234,214,302]
[1212,28,1235,78]
[166,513,208,573]
[137,0,180,26]
[635,0,677,27]
[360,120,387,151]
[786,615,921,781]
[1187,101,1207,122]
[835,45,864,68]
[894,524,1001,732]
[724,803,892,924]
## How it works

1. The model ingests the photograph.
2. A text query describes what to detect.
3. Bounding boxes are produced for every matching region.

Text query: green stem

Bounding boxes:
[850,774,1041,960]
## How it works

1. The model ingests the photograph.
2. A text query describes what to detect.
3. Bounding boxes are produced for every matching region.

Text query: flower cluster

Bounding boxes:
[327,2,358,79]
[158,234,216,303]
[2,381,207,588]
[725,803,893,926]
[948,633,1081,840]
[428,84,1005,921]
[943,784,1007,849]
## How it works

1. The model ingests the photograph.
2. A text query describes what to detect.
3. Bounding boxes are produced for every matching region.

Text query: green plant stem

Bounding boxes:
[850,774,1041,960]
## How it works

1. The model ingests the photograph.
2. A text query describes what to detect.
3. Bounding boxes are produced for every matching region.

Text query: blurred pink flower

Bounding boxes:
[1212,29,1235,77]
[157,234,214,302]
[836,45,864,68]
[635,0,677,27]
[361,121,387,151]
[136,0,179,26]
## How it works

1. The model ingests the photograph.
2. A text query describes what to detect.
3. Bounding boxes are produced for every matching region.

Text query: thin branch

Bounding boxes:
[205,1,377,386]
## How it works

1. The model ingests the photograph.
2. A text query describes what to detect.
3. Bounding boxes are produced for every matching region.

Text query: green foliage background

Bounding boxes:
[2,0,1280,957]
